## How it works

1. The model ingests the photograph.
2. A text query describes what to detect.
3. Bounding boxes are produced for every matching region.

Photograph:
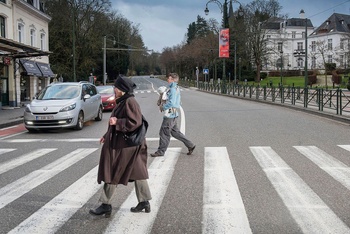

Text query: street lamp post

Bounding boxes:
[280,51,283,86]
[304,18,308,88]
[71,6,76,82]
[234,41,237,85]
[204,0,243,93]
[103,35,116,85]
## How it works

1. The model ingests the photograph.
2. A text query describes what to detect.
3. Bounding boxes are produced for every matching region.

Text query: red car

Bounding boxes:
[96,85,116,111]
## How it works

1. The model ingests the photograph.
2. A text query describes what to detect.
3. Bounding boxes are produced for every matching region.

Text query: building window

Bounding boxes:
[40,33,45,50]
[18,23,24,43]
[30,29,36,47]
[328,39,332,50]
[0,16,5,37]
[292,31,296,38]
[297,58,303,68]
[0,0,6,3]
[302,32,305,38]
[311,57,316,69]
[277,42,283,52]
[297,42,303,51]
[340,55,344,67]
[327,55,332,63]
[340,39,344,50]
[311,41,316,52]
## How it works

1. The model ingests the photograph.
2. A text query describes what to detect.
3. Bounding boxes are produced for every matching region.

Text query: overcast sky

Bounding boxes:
[111,0,350,53]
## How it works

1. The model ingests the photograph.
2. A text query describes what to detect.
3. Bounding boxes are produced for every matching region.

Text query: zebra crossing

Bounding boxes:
[133,88,187,95]
[0,144,349,233]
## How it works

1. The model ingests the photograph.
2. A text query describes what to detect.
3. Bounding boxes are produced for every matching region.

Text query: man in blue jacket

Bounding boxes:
[151,73,195,157]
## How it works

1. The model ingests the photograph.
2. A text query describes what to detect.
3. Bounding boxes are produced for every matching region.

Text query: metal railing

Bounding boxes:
[196,82,350,117]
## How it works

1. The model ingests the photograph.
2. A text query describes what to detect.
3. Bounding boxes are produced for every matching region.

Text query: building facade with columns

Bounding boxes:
[0,0,54,108]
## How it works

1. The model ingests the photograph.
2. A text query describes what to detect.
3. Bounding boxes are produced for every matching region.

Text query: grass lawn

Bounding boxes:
[254,76,306,87]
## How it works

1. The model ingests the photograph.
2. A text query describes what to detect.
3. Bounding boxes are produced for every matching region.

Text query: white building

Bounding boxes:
[263,10,350,76]
[0,0,54,108]
[309,13,350,70]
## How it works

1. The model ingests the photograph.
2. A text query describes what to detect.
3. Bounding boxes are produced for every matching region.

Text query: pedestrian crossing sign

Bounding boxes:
[203,69,209,74]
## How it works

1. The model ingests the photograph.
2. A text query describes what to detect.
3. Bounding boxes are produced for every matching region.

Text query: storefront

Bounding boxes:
[0,37,52,108]
[19,59,54,101]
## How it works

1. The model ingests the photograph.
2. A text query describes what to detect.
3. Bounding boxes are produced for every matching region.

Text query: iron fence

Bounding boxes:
[196,82,350,117]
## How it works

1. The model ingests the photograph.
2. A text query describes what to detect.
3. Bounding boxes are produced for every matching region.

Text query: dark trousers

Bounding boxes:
[157,117,194,155]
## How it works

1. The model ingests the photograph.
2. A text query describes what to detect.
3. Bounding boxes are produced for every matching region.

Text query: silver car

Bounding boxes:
[24,81,103,132]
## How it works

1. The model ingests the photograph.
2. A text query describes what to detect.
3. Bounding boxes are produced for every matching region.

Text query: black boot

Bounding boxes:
[89,203,112,217]
[130,201,151,213]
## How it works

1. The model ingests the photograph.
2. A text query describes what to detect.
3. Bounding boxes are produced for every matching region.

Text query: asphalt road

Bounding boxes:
[0,76,349,233]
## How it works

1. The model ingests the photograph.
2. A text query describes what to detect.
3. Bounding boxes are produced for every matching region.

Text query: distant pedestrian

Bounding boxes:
[151,73,195,157]
[90,75,152,217]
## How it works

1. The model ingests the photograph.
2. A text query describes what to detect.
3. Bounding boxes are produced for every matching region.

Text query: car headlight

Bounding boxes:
[60,103,76,112]
[24,104,32,113]
[107,96,115,102]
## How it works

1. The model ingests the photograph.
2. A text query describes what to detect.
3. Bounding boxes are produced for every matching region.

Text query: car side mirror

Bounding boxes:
[83,94,91,100]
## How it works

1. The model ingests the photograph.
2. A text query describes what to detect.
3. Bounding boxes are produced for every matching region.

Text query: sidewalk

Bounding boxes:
[0,106,25,129]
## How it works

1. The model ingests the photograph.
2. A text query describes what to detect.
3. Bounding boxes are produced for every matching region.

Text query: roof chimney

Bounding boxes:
[299,9,305,19]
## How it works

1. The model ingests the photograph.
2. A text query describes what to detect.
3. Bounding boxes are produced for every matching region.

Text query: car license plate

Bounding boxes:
[36,115,54,120]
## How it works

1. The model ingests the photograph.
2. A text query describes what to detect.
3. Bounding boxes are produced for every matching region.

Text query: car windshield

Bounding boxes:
[97,86,114,94]
[37,85,80,100]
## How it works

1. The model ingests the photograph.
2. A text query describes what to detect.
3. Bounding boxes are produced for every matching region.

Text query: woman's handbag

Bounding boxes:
[122,115,149,146]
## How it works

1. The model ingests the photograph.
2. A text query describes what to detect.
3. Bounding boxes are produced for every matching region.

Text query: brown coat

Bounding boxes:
[97,96,148,185]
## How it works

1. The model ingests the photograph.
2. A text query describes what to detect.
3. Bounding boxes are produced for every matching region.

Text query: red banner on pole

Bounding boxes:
[219,28,229,58]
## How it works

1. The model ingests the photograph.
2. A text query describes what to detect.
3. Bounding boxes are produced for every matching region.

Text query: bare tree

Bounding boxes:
[244,0,283,82]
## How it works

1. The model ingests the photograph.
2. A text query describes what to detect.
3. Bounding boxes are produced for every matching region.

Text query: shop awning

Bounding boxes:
[19,59,42,77]
[36,62,55,78]
[0,37,51,58]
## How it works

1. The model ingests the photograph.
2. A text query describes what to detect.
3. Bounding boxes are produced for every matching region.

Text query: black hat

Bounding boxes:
[114,75,136,93]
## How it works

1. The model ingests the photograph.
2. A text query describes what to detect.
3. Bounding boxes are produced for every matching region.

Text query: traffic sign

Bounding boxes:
[203,69,209,74]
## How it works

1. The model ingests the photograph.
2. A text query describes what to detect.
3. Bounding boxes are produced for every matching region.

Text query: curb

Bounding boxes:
[0,118,24,129]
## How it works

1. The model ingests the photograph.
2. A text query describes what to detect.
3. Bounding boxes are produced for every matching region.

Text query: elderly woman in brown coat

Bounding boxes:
[89,75,152,217]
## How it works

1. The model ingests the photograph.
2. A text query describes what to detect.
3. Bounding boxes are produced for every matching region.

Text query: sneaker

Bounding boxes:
[187,145,196,155]
[150,152,164,157]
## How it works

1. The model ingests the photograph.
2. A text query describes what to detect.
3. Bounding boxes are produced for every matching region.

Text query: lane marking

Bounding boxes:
[8,166,100,234]
[294,146,350,190]
[0,148,57,175]
[203,147,252,234]
[104,147,182,234]
[0,148,16,155]
[250,146,349,233]
[338,145,350,152]
[0,148,98,209]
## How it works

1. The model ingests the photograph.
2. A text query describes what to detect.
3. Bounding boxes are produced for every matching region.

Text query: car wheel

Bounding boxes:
[74,111,84,130]
[95,106,103,121]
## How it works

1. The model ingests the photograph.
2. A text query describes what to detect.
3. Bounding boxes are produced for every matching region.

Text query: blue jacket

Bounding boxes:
[162,82,180,118]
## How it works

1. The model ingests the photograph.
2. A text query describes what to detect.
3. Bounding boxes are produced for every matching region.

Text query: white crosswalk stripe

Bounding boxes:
[0,148,98,209]
[0,148,16,155]
[250,146,349,233]
[8,166,101,234]
[0,144,349,233]
[0,148,57,175]
[133,89,186,94]
[339,144,350,152]
[104,148,181,234]
[294,146,350,190]
[203,147,251,234]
